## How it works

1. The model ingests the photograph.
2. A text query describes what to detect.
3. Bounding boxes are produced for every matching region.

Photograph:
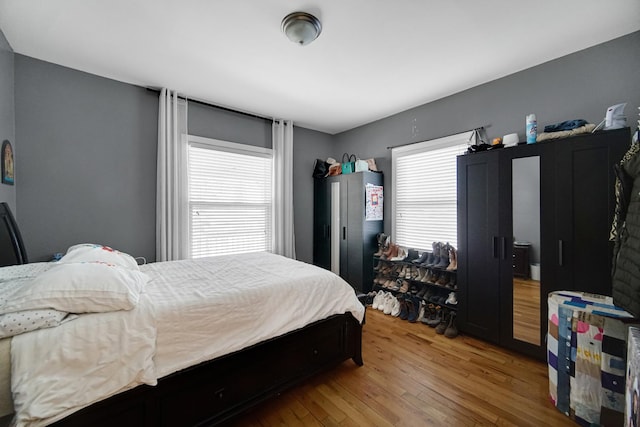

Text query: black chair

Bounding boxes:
[0,202,28,266]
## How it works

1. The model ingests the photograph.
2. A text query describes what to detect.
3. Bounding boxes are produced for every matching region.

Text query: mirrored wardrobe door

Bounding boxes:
[511,156,541,346]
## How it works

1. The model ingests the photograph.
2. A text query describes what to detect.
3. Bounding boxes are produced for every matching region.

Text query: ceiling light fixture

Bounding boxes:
[281,12,322,46]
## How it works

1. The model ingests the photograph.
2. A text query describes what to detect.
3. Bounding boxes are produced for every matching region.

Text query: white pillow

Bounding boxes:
[0,308,75,339]
[0,262,149,314]
[59,244,140,270]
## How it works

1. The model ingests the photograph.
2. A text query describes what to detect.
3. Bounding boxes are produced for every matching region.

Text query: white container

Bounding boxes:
[530,263,540,281]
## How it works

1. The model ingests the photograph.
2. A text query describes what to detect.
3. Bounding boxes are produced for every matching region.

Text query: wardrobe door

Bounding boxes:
[344,173,364,292]
[498,143,551,361]
[457,151,501,343]
[553,128,630,296]
[361,172,384,293]
[313,178,331,270]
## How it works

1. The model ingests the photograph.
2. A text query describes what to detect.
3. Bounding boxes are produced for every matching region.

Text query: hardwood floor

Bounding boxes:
[513,277,541,345]
[230,308,575,426]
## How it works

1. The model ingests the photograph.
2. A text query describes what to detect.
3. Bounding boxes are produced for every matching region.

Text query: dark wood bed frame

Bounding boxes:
[50,312,363,427]
[1,200,364,426]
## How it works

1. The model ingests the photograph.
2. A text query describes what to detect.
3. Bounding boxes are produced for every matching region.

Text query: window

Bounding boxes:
[391,131,471,250]
[187,136,273,258]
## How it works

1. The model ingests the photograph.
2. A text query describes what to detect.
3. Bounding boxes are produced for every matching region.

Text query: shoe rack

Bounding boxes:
[368,242,459,337]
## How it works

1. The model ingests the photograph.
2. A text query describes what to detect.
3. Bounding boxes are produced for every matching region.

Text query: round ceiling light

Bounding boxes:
[281,12,322,46]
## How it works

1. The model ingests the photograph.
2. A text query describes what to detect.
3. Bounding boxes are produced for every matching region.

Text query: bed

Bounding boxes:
[0,214,365,426]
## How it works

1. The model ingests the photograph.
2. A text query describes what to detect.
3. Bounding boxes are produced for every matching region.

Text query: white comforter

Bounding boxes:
[10,253,364,426]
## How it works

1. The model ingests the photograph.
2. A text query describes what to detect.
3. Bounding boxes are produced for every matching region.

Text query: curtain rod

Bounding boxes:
[386,125,490,150]
[146,87,272,123]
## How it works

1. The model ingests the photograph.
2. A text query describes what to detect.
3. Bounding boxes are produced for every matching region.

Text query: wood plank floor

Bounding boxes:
[513,277,541,345]
[230,308,575,426]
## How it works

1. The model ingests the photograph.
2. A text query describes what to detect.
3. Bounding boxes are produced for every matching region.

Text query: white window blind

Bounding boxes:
[187,136,273,258]
[391,131,471,250]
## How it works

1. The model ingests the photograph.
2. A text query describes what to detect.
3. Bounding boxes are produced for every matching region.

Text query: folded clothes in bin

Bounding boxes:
[548,291,636,427]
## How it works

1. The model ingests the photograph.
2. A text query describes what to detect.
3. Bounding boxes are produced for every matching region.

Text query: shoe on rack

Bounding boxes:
[372,291,384,310]
[425,242,438,267]
[390,296,401,317]
[412,251,429,265]
[420,267,431,283]
[445,276,455,289]
[398,295,409,320]
[389,246,407,261]
[384,244,399,260]
[398,265,407,278]
[407,298,419,323]
[429,271,439,284]
[434,242,450,269]
[390,279,402,292]
[427,306,443,327]
[416,285,427,299]
[444,312,458,338]
[399,280,410,293]
[435,312,449,334]
[420,303,433,324]
[417,301,426,322]
[445,292,458,305]
[374,233,389,257]
[446,246,457,271]
[436,274,448,287]
[383,294,395,315]
[404,248,419,262]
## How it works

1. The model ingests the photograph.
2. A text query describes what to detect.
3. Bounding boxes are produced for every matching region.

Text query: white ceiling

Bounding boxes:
[1,1,639,134]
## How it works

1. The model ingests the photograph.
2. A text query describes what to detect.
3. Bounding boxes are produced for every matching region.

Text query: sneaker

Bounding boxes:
[372,291,383,310]
[383,295,395,315]
[390,297,401,317]
[445,292,457,305]
[376,292,388,311]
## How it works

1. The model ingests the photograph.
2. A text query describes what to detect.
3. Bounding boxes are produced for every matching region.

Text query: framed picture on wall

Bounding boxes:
[2,140,14,185]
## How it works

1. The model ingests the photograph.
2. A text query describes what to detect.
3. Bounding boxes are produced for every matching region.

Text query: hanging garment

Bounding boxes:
[611,140,640,316]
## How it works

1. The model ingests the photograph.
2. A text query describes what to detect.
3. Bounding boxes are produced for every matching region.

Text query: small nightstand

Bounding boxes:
[513,245,530,278]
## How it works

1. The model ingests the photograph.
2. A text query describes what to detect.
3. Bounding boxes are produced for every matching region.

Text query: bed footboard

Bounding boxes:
[50,313,363,427]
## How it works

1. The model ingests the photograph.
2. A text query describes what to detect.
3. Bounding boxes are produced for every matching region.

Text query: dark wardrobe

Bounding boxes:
[456,128,630,359]
[313,171,384,293]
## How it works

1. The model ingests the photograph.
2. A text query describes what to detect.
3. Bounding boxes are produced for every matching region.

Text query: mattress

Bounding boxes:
[7,253,364,426]
[0,338,11,418]
[0,263,53,420]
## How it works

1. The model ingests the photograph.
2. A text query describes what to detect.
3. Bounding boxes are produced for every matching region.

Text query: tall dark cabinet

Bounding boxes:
[457,128,630,359]
[313,171,383,293]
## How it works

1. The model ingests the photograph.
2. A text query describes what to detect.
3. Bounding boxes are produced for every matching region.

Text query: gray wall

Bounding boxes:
[15,55,158,262]
[13,59,334,264]
[333,31,640,236]
[292,127,334,263]
[0,29,15,212]
[188,101,334,264]
[10,30,640,265]
[188,102,272,149]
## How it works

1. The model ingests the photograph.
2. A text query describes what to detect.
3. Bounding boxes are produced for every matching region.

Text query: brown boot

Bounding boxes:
[446,247,457,271]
